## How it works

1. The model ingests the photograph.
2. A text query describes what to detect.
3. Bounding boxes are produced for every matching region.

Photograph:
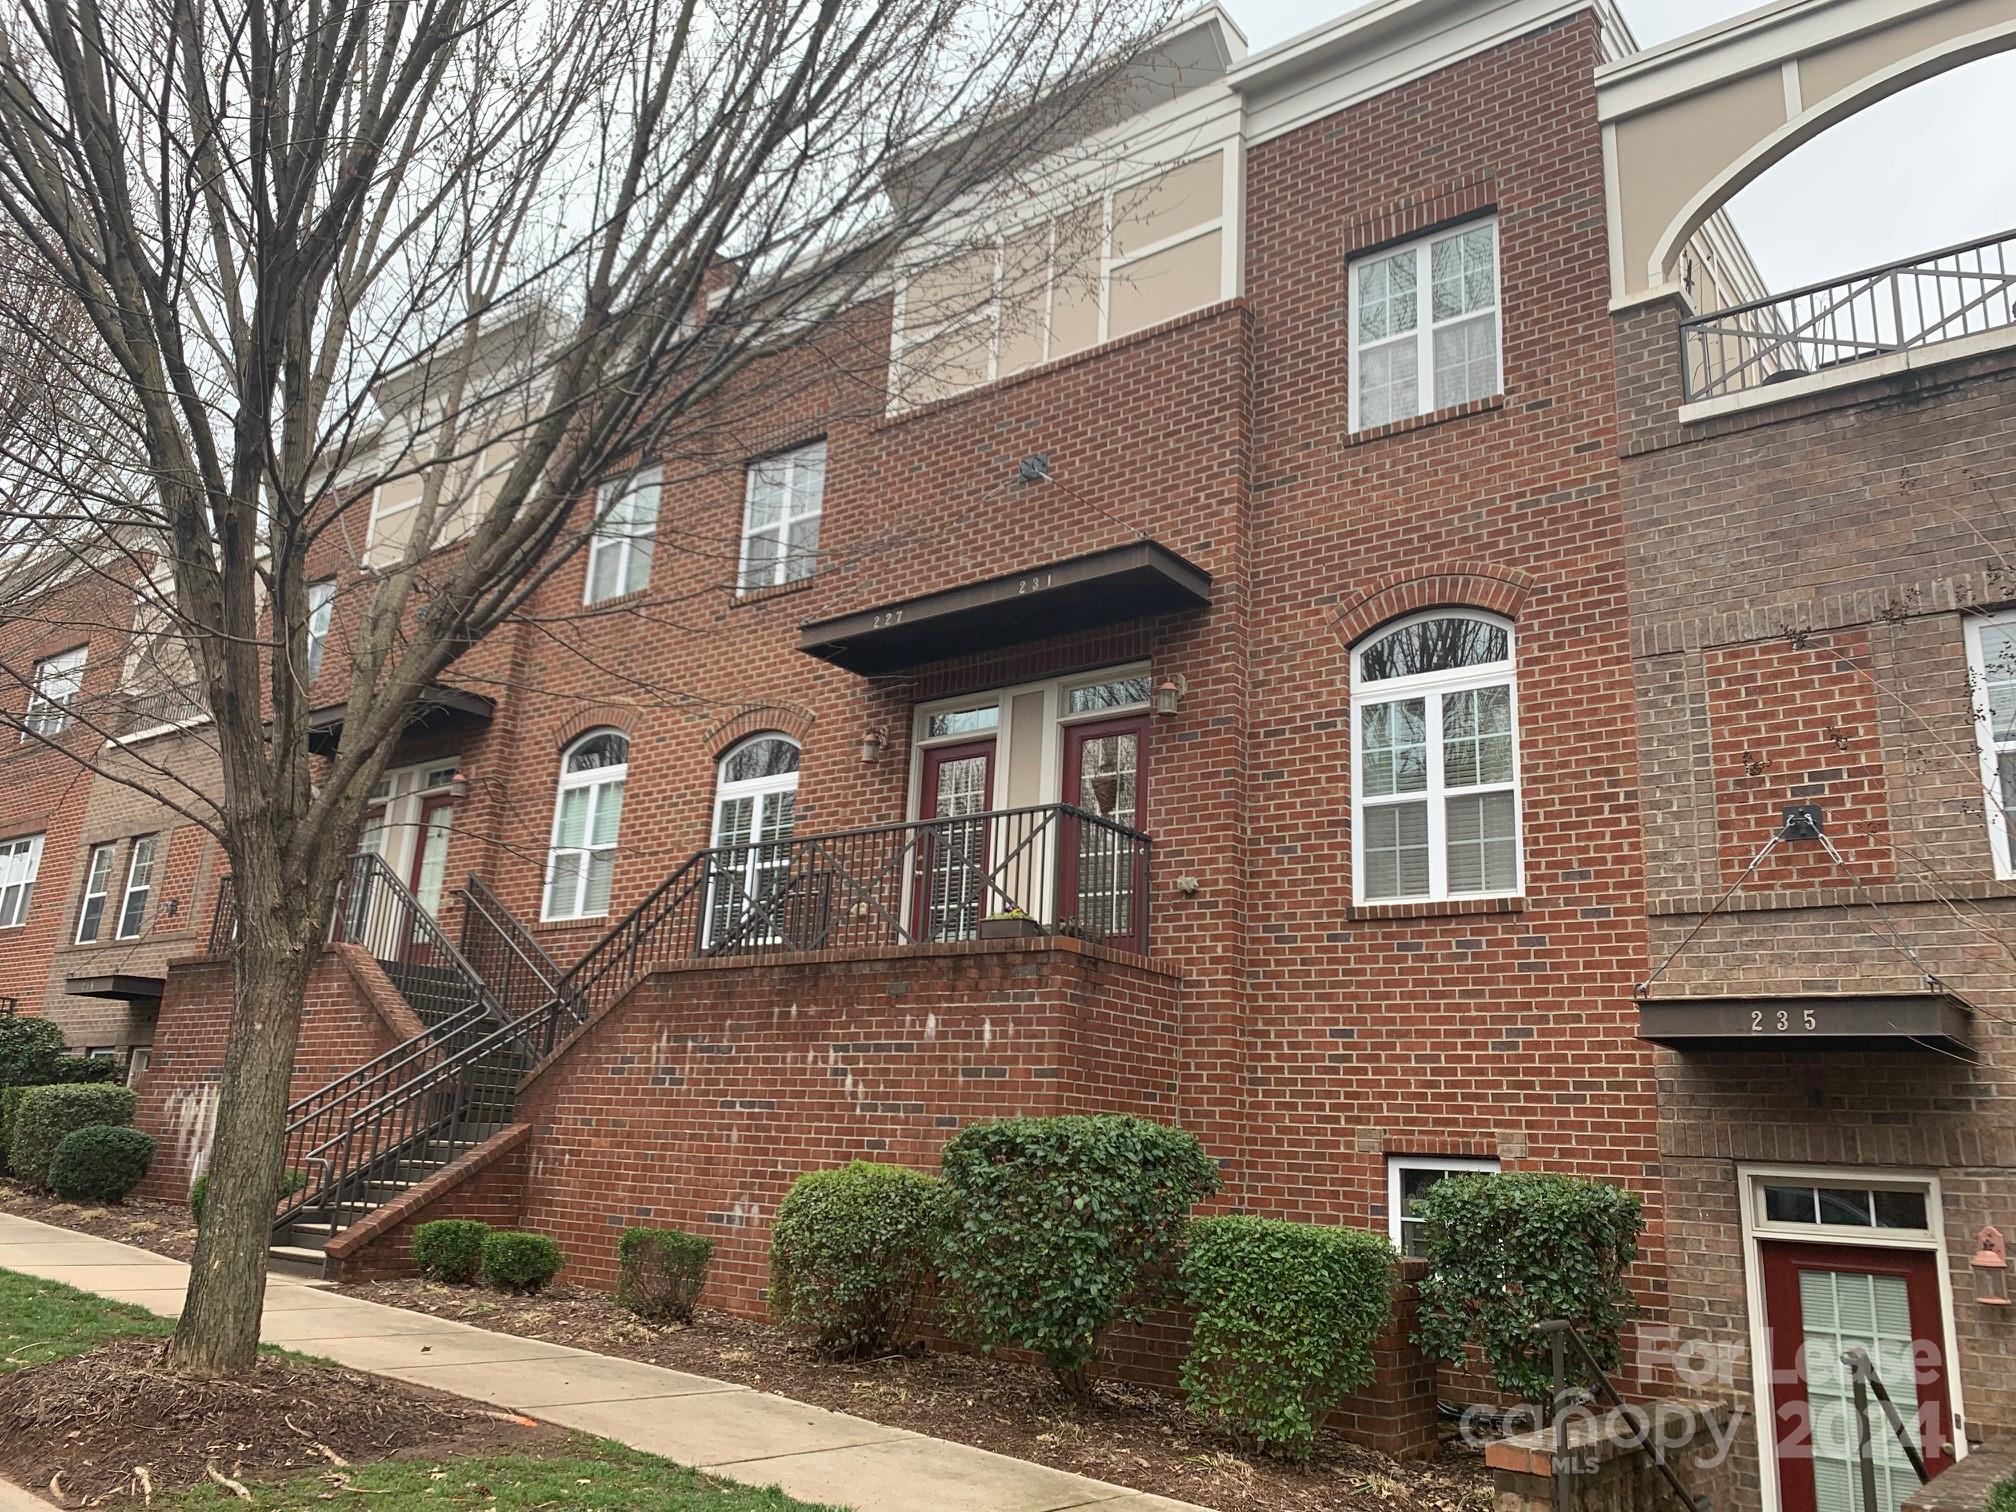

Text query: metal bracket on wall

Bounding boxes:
[1780,804,1824,841]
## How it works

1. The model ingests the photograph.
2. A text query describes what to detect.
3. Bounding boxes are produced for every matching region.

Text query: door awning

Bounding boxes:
[799,541,1211,675]
[64,973,166,1004]
[1637,992,1972,1056]
[303,686,495,757]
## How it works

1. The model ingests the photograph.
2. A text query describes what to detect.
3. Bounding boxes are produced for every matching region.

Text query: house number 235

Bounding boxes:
[1751,1007,1819,1032]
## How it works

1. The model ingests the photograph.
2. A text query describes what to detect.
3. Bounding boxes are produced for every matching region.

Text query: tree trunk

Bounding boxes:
[166,914,319,1376]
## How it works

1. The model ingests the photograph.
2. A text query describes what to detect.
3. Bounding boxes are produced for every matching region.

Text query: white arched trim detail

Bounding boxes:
[1648,17,2016,290]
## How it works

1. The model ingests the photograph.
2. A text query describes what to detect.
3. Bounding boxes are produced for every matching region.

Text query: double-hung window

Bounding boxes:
[1387,1155,1500,1258]
[305,580,336,684]
[1352,612,1520,904]
[585,466,661,605]
[1350,218,1501,431]
[543,731,628,920]
[1967,611,2016,877]
[116,835,157,939]
[739,443,825,592]
[24,647,87,737]
[76,843,116,943]
[0,835,42,927]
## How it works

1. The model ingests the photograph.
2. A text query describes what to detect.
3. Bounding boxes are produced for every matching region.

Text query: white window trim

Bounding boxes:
[737,445,824,595]
[125,1045,151,1086]
[1735,1163,1968,1512]
[1350,612,1521,906]
[706,736,802,948]
[1386,1154,1499,1254]
[889,146,1242,406]
[541,732,628,922]
[0,833,43,928]
[23,646,87,738]
[305,580,336,684]
[585,465,662,605]
[76,842,116,944]
[1965,610,2016,879]
[1348,216,1503,434]
[115,834,156,940]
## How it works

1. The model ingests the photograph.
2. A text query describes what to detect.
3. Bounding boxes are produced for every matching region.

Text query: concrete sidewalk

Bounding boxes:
[0,1211,1207,1512]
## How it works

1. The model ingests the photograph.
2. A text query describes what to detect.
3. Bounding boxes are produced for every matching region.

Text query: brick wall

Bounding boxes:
[1616,281,2016,1503]
[133,945,425,1200]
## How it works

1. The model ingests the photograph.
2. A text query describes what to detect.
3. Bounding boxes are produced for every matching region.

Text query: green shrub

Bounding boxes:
[190,1166,308,1226]
[482,1230,563,1294]
[939,1114,1220,1392]
[1988,1474,2016,1512]
[616,1227,714,1324]
[1179,1217,1396,1460]
[48,1125,155,1202]
[0,1018,65,1088]
[1412,1173,1644,1405]
[412,1220,491,1284]
[0,1085,36,1177]
[770,1162,944,1356]
[50,1055,119,1085]
[8,1084,135,1190]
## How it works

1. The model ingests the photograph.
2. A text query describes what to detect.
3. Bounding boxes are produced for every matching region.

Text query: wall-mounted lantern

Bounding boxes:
[859,727,886,764]
[1152,675,1184,718]
[1972,1226,2009,1306]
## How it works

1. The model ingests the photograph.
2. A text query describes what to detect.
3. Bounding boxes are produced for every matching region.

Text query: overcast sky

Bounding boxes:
[1240,0,2016,291]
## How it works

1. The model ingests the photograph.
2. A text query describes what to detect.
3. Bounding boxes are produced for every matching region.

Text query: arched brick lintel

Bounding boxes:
[554,704,640,750]
[1334,563,1537,647]
[704,703,816,760]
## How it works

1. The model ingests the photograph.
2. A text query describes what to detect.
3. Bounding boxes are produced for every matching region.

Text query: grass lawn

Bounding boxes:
[0,1266,171,1371]
[160,1439,848,1509]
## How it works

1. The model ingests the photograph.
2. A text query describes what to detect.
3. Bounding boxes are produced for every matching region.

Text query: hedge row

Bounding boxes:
[7,1084,141,1193]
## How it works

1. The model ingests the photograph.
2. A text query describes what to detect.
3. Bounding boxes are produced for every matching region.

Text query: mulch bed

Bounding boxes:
[0,1183,199,1263]
[346,1280,1496,1512]
[0,1336,559,1506]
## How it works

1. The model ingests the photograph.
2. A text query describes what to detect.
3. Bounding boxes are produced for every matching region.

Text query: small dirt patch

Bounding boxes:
[0,1336,557,1506]
[0,1182,199,1263]
[346,1280,1494,1512]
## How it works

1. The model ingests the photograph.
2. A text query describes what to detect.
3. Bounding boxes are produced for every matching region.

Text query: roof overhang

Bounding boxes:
[304,686,495,757]
[1637,992,1973,1056]
[798,541,1212,675]
[64,973,166,1004]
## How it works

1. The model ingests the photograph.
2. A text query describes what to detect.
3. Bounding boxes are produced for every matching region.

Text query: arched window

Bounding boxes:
[1351,612,1518,904]
[542,730,629,920]
[707,735,800,943]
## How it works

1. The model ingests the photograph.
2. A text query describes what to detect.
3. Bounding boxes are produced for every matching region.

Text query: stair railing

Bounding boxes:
[1843,1346,1931,1505]
[331,852,502,1030]
[457,875,578,1024]
[1534,1319,1708,1512]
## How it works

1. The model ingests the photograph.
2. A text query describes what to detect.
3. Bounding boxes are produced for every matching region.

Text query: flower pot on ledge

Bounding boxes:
[978,916,1042,940]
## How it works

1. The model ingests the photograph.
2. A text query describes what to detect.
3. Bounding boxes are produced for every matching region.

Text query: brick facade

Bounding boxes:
[1617,285,2016,1503]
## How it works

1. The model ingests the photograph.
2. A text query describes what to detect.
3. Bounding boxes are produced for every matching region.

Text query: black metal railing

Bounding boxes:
[551,802,1153,1027]
[1536,1319,1708,1511]
[331,852,497,1031]
[458,875,577,1024]
[1681,228,2016,400]
[1844,1346,1931,1507]
[207,874,237,956]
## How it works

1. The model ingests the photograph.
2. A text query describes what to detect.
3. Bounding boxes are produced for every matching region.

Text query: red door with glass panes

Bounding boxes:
[403,790,457,964]
[1061,714,1149,951]
[914,739,994,942]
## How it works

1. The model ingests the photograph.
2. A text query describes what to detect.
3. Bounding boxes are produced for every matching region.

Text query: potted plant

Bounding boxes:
[978,908,1040,940]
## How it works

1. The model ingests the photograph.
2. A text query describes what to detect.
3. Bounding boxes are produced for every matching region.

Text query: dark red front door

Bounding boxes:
[1061,715,1149,951]
[915,739,994,942]
[1762,1240,1954,1512]
[404,791,457,964]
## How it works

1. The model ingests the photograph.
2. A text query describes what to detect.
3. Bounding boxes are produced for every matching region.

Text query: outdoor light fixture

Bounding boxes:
[1972,1226,2009,1306]
[859,728,886,764]
[1152,675,1183,718]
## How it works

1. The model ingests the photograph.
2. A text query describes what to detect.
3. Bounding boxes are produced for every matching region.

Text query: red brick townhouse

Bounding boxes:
[123,0,1770,1419]
[1602,0,2016,1504]
[0,543,224,1073]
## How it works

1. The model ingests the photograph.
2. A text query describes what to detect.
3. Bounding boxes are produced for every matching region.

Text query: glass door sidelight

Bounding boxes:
[405,790,457,962]
[1061,714,1148,949]
[915,738,994,942]
[1763,1241,1955,1512]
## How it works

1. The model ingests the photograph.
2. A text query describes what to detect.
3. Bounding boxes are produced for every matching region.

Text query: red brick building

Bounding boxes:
[35,0,2008,1492]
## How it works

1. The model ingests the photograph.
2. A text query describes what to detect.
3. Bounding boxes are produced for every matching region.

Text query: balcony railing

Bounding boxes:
[1681,228,2016,401]
[556,802,1153,1027]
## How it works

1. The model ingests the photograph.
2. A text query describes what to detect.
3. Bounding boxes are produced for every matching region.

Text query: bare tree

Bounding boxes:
[0,0,1181,1375]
